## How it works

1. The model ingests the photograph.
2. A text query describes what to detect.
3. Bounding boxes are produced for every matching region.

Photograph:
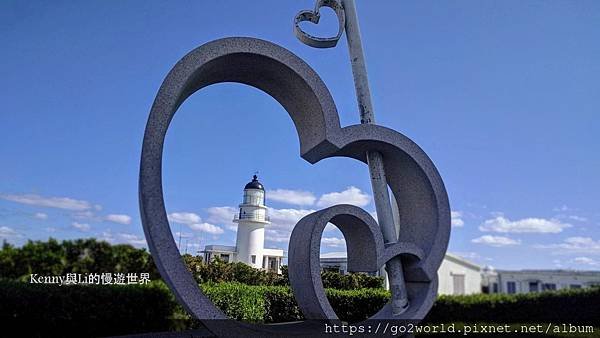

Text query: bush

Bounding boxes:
[1,279,599,336]
[425,287,600,325]
[200,282,388,323]
[1,239,382,291]
[321,270,384,290]
[0,279,176,337]
[184,255,285,286]
[326,288,390,322]
[200,282,267,323]
[185,257,384,290]
[0,238,160,281]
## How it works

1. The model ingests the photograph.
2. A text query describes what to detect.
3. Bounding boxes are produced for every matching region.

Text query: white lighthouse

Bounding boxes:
[233,175,269,269]
[203,175,284,273]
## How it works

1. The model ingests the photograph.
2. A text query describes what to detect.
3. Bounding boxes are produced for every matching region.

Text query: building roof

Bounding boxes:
[444,252,481,271]
[319,251,481,270]
[204,245,237,253]
[263,248,285,257]
[244,175,264,190]
[495,269,600,276]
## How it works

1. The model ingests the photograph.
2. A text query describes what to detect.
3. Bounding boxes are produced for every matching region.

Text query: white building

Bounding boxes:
[482,267,600,294]
[319,252,600,295]
[437,253,482,295]
[320,251,482,295]
[203,175,284,273]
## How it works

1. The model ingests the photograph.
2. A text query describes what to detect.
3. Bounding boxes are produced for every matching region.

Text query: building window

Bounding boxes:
[529,282,539,293]
[570,284,581,289]
[492,283,499,293]
[507,281,516,294]
[220,254,230,263]
[251,255,256,264]
[542,283,556,291]
[452,274,465,295]
[268,257,278,272]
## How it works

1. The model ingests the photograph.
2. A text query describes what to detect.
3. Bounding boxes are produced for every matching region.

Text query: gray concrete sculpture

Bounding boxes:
[139,36,450,336]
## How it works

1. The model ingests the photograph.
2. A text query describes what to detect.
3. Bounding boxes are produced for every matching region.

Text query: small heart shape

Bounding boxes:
[294,0,345,48]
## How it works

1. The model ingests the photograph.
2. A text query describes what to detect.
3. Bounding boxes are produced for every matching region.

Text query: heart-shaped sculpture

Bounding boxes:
[294,0,345,48]
[139,37,450,336]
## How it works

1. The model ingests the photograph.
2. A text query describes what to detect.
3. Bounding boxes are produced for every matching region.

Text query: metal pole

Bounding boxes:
[341,0,409,315]
[178,224,182,252]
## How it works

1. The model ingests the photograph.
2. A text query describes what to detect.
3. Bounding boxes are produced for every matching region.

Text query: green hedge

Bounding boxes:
[425,287,600,325]
[184,255,384,290]
[0,279,175,337]
[200,282,388,323]
[1,280,598,336]
[200,283,600,324]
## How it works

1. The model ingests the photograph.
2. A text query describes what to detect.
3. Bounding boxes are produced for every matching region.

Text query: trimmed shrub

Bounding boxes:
[185,257,384,290]
[200,282,388,323]
[326,288,390,322]
[1,279,599,336]
[425,287,600,325]
[263,284,303,322]
[185,256,284,286]
[321,270,384,290]
[200,282,267,323]
[0,279,176,337]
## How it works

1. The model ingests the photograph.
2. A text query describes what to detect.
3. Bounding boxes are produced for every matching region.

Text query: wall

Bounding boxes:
[437,256,482,295]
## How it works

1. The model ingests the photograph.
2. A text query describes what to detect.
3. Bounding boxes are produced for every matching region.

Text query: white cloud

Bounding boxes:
[322,237,346,248]
[168,212,201,225]
[324,223,338,232]
[534,237,600,255]
[316,186,371,208]
[72,210,96,220]
[45,227,57,233]
[568,215,588,222]
[118,233,147,247]
[0,226,20,238]
[104,214,132,225]
[71,222,90,231]
[206,206,238,231]
[175,231,193,239]
[451,211,464,227]
[571,257,599,266]
[0,193,93,211]
[478,216,571,234]
[472,235,521,247]
[451,251,490,262]
[206,206,237,230]
[265,229,291,243]
[189,222,224,235]
[267,189,316,206]
[268,208,315,230]
[553,205,571,212]
[98,230,146,248]
[34,212,48,220]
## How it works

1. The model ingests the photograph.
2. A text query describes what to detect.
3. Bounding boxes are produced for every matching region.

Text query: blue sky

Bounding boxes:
[1,1,599,270]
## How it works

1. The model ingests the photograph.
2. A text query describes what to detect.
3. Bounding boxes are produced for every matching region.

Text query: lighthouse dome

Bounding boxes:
[244,175,264,191]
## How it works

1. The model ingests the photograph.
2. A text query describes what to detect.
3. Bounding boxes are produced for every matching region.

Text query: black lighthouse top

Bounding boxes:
[244,175,264,191]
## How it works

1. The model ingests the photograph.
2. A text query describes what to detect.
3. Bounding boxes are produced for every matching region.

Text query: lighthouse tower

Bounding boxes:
[233,175,269,269]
